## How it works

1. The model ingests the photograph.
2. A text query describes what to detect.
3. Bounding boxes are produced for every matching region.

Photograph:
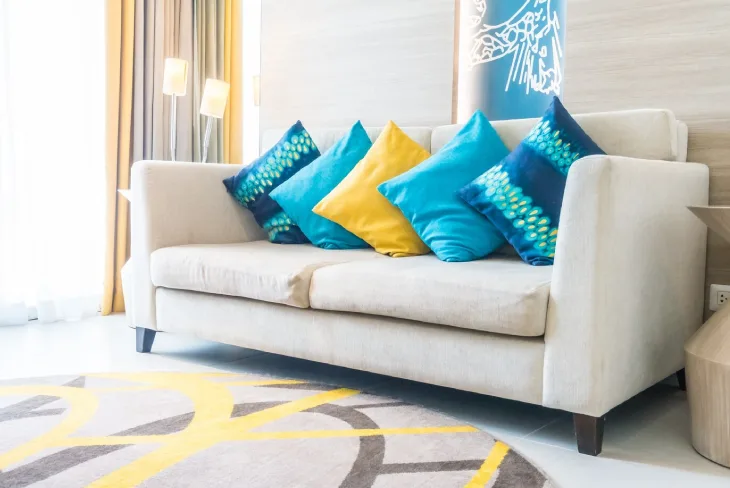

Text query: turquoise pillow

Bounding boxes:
[223,121,320,244]
[377,111,510,262]
[271,121,371,249]
[459,97,605,266]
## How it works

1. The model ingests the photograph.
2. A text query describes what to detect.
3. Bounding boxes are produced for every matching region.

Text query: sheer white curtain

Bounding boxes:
[0,0,106,325]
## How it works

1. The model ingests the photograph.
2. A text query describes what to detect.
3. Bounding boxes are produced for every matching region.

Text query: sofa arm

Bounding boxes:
[543,155,709,417]
[131,161,265,330]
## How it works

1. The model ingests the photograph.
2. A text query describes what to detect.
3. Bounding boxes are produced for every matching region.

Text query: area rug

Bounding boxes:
[0,372,555,487]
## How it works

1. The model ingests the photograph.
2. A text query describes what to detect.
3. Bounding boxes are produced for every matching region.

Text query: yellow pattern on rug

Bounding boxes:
[0,372,512,488]
[465,441,511,487]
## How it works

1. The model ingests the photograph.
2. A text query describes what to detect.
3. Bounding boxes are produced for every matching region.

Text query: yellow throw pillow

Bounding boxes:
[313,121,431,257]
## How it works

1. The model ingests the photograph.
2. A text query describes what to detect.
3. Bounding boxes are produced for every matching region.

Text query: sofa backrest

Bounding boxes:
[432,109,687,162]
[262,109,687,163]
[261,127,433,158]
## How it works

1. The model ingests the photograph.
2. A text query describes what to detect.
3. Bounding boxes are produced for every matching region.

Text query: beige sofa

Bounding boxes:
[131,109,708,455]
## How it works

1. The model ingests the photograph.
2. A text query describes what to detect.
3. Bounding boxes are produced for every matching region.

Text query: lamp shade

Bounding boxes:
[200,79,230,118]
[162,58,188,96]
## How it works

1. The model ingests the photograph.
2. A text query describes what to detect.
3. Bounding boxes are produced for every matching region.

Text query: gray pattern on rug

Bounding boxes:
[0,373,555,487]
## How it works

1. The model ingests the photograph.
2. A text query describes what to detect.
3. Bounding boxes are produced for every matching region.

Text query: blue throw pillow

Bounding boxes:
[459,97,605,266]
[271,122,371,249]
[223,121,321,244]
[377,111,510,262]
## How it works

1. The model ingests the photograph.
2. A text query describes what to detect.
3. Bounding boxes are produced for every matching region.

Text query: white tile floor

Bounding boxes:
[1,315,728,487]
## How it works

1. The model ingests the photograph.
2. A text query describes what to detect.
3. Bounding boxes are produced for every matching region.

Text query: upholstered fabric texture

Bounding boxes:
[151,241,382,308]
[430,109,685,162]
[543,154,709,416]
[262,126,433,157]
[133,109,709,420]
[157,288,546,405]
[131,161,266,331]
[270,121,371,249]
[378,111,509,262]
[313,121,431,257]
[460,98,605,265]
[223,121,320,244]
[310,254,552,337]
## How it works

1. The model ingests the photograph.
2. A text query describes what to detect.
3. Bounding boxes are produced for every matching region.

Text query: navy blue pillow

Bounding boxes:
[459,97,605,265]
[223,121,321,244]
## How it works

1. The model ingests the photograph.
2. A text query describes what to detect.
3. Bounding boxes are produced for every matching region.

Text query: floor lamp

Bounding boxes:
[162,58,188,161]
[200,79,230,163]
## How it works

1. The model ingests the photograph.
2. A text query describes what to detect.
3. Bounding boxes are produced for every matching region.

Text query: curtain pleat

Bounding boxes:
[104,0,241,314]
[177,0,195,160]
[151,1,167,159]
[224,0,242,164]
[132,0,166,162]
[103,0,135,314]
[192,0,225,163]
[130,0,229,164]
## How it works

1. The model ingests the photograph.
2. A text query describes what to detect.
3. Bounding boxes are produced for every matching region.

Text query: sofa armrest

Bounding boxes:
[131,161,265,330]
[543,155,709,416]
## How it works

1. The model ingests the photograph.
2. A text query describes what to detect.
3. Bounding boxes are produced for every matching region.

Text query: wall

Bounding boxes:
[259,0,456,134]
[241,0,262,163]
[258,0,730,313]
[563,0,730,315]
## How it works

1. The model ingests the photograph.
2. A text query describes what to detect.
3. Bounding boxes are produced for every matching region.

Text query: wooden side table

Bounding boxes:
[685,206,730,468]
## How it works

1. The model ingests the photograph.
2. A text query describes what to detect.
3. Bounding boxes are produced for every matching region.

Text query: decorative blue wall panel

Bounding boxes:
[461,0,566,121]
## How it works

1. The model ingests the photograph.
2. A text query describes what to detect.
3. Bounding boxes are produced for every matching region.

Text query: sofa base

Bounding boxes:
[136,327,156,353]
[150,288,684,456]
[154,288,546,406]
[676,368,687,391]
[574,414,605,456]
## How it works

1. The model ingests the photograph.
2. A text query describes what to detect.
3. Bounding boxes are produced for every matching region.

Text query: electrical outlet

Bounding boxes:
[709,284,730,311]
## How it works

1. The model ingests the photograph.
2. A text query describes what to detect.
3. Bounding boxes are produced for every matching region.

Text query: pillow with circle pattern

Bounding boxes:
[223,121,321,244]
[458,97,605,266]
[271,121,372,250]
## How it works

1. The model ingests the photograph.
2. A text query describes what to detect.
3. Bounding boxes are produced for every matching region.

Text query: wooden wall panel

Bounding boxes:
[563,0,730,316]
[260,0,455,134]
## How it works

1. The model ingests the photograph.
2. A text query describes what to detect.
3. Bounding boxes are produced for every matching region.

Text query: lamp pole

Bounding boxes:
[202,117,213,163]
[170,94,177,161]
[161,58,188,162]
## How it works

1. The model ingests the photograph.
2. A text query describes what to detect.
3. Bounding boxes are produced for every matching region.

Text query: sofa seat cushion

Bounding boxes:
[310,254,552,337]
[151,241,382,308]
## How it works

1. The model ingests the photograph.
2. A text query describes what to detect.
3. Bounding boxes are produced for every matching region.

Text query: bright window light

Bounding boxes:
[0,0,105,323]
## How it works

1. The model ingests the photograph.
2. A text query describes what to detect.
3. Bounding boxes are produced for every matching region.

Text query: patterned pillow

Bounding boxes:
[271,121,372,250]
[459,97,605,265]
[223,121,321,244]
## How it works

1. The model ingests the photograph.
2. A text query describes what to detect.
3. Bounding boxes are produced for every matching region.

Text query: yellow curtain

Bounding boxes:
[224,0,242,164]
[103,0,136,315]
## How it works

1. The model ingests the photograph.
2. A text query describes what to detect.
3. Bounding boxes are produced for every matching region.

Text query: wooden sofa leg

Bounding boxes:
[574,414,605,456]
[136,327,157,353]
[676,369,687,391]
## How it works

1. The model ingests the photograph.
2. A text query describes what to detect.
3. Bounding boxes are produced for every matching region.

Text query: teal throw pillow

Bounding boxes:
[223,121,320,244]
[271,121,371,249]
[377,110,510,262]
[459,97,605,266]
